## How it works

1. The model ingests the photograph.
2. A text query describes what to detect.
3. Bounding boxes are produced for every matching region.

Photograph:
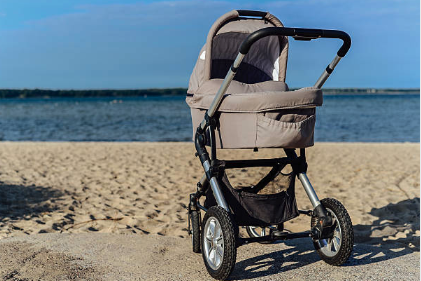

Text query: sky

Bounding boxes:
[0,0,419,89]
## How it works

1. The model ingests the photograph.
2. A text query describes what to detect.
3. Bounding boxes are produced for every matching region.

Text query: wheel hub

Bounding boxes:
[315,208,342,257]
[203,217,224,270]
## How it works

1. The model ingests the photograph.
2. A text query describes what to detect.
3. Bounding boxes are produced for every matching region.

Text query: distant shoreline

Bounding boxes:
[320,88,420,95]
[0,88,418,99]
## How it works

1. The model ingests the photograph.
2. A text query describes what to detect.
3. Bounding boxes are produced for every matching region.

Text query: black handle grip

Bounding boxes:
[239,27,351,57]
[237,10,267,18]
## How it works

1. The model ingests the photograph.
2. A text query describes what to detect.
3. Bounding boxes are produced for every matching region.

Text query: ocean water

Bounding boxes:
[0,94,418,142]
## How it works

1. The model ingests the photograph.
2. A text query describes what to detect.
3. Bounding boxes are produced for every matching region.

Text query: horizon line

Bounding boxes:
[0,87,419,91]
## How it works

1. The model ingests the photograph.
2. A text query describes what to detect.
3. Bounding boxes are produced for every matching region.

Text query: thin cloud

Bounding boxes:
[29,1,235,29]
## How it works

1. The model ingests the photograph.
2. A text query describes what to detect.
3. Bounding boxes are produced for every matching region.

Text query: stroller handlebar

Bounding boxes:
[239,27,351,58]
[202,26,351,122]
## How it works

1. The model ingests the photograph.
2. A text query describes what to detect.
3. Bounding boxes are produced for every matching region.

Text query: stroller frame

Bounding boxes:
[188,10,353,280]
[190,147,318,243]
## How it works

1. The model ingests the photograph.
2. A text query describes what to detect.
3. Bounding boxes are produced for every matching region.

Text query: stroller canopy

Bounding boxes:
[188,10,289,94]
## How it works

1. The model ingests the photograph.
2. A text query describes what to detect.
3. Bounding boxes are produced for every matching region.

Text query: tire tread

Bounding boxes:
[191,210,201,253]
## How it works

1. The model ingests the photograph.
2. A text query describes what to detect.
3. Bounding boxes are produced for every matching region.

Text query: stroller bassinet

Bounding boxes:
[186,10,323,149]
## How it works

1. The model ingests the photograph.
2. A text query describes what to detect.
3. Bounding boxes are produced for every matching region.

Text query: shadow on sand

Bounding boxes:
[0,182,71,232]
[353,197,420,246]
[229,198,420,280]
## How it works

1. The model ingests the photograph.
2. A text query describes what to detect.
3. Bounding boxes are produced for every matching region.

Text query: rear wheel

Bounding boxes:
[311,198,354,265]
[190,210,201,253]
[245,225,277,244]
[202,206,237,280]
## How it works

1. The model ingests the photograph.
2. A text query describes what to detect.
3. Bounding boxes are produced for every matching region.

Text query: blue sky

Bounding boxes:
[0,0,419,89]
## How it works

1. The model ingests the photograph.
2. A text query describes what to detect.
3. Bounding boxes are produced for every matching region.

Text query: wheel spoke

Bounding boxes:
[334,226,341,237]
[329,239,335,252]
[216,245,223,258]
[206,221,214,240]
[206,230,213,241]
[209,221,215,237]
[213,249,217,265]
[215,251,221,266]
[209,249,216,266]
[332,236,341,252]
[315,206,346,258]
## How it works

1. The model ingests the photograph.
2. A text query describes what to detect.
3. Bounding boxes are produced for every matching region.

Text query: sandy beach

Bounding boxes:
[0,142,419,280]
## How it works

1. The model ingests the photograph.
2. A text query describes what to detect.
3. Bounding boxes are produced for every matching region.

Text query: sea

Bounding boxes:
[0,94,418,142]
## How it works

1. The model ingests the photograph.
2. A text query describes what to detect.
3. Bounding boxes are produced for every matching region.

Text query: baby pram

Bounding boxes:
[186,10,353,280]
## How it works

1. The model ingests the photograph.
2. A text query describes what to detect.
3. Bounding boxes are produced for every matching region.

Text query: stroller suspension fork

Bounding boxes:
[298,173,321,208]
[299,172,331,222]
[298,171,334,238]
[286,149,332,231]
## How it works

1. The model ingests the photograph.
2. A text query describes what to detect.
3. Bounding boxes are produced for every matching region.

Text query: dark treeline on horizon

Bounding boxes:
[0,88,188,99]
[0,88,418,99]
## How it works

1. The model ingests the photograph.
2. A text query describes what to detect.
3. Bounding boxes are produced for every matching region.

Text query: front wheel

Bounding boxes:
[311,198,354,265]
[202,206,237,280]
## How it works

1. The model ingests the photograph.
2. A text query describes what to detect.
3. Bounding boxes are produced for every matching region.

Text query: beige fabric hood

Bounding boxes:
[188,10,289,95]
[186,11,323,149]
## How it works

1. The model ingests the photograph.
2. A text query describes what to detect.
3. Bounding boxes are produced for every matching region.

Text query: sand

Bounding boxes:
[0,142,419,280]
[1,233,419,280]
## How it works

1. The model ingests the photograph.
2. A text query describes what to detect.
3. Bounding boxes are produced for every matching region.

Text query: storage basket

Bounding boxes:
[204,169,299,226]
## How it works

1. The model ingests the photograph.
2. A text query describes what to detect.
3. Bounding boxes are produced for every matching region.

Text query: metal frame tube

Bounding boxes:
[314,71,330,89]
[224,157,288,168]
[199,174,207,186]
[298,173,321,208]
[203,160,211,172]
[200,53,245,130]
[329,55,342,69]
[209,177,230,212]
[202,161,230,212]
[314,55,342,88]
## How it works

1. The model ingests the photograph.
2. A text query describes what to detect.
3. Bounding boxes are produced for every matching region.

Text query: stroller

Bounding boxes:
[186,10,353,280]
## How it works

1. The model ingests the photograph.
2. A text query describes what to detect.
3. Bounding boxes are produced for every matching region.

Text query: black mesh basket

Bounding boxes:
[204,169,299,226]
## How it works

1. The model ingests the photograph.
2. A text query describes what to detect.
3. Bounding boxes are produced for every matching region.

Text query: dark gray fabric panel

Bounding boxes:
[211,59,272,84]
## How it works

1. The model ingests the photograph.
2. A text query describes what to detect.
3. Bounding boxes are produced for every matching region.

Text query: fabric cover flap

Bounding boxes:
[186,80,323,113]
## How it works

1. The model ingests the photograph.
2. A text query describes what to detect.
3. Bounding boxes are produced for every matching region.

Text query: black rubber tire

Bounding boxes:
[245,226,275,244]
[311,198,354,266]
[201,206,237,280]
[191,210,201,253]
